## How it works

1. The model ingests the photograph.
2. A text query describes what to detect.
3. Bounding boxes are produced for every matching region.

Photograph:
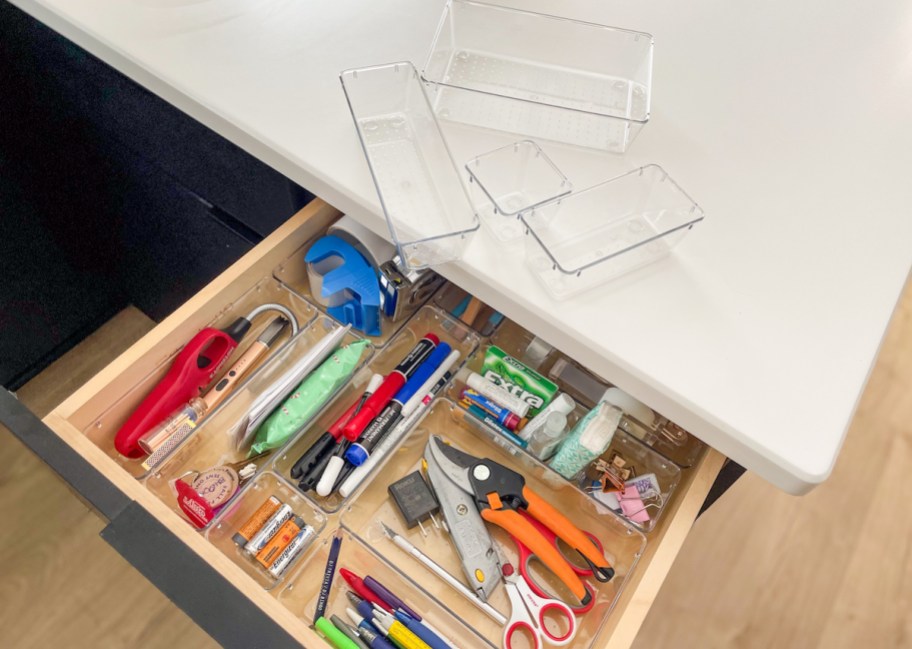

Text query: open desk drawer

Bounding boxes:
[15,199,725,648]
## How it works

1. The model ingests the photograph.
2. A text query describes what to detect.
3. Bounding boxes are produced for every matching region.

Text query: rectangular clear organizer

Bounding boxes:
[466,140,571,242]
[522,165,706,299]
[487,319,706,468]
[271,305,480,513]
[80,277,317,478]
[433,282,504,337]
[422,0,653,153]
[206,471,327,590]
[143,316,372,528]
[575,431,681,533]
[445,331,682,531]
[278,527,492,648]
[341,399,646,649]
[340,61,480,271]
[273,238,445,349]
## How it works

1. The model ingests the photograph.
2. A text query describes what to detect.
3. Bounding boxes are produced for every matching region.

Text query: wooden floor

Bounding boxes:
[1,286,910,649]
[0,308,218,649]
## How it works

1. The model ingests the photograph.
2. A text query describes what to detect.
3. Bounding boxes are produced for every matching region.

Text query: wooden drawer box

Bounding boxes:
[18,199,726,648]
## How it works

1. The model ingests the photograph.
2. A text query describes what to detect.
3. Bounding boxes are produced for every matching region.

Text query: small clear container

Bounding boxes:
[274,236,445,349]
[482,319,707,467]
[206,471,327,590]
[81,277,317,478]
[143,317,372,527]
[433,282,504,337]
[340,62,480,271]
[522,165,705,299]
[278,528,492,648]
[271,305,480,513]
[466,140,571,242]
[576,430,681,533]
[422,0,654,153]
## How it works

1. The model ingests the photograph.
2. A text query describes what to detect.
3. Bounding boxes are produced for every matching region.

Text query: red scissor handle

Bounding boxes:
[536,600,576,643]
[505,619,542,649]
[512,511,600,614]
[114,327,238,458]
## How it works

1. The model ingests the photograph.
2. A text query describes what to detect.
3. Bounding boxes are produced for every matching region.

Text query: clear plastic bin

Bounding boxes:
[422,0,654,153]
[206,471,327,590]
[81,277,317,478]
[278,528,492,648]
[466,140,571,241]
[433,282,504,337]
[143,316,372,528]
[487,319,707,467]
[341,399,646,649]
[274,237,445,349]
[340,62,480,270]
[522,165,705,299]
[576,430,681,533]
[271,305,479,513]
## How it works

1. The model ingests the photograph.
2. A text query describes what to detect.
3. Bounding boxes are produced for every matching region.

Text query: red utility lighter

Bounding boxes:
[114,318,250,458]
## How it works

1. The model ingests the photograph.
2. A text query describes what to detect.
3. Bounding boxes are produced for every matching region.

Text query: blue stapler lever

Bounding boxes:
[305,235,381,336]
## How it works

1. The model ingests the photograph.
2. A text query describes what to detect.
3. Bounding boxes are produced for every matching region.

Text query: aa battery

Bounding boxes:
[244,503,293,555]
[256,516,306,568]
[233,496,282,546]
[267,524,316,578]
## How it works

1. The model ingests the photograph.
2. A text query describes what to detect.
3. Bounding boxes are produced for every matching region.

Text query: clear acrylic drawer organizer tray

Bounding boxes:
[341,62,480,272]
[422,0,654,154]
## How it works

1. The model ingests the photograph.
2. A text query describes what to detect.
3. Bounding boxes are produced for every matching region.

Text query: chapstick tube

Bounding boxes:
[244,503,293,555]
[232,496,282,546]
[461,389,522,430]
[465,371,531,418]
[268,524,315,577]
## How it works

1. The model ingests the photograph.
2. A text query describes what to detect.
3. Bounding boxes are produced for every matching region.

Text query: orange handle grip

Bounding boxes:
[480,507,589,604]
[523,486,613,579]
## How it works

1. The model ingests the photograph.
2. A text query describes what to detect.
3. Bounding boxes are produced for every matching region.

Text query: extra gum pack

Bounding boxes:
[481,345,558,416]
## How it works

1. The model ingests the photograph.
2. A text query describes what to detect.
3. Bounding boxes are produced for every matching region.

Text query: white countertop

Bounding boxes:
[14,0,911,493]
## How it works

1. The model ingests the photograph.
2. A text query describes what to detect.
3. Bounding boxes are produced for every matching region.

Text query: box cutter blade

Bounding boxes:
[424,436,502,602]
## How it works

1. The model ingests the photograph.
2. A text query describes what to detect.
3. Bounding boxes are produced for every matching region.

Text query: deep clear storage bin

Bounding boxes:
[422,0,653,153]
[341,62,480,271]
[466,140,571,241]
[522,165,705,299]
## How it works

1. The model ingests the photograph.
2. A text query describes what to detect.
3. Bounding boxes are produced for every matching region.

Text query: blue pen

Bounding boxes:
[345,604,398,649]
[394,611,454,649]
[345,343,452,466]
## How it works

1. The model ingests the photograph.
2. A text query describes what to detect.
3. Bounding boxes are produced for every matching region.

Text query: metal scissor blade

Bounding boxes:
[424,436,501,602]
[425,435,479,493]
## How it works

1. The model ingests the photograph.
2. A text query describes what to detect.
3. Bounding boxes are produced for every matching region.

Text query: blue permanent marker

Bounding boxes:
[345,342,452,466]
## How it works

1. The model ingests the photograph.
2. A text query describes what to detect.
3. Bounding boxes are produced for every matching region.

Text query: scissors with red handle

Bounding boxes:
[502,563,577,648]
[511,510,600,614]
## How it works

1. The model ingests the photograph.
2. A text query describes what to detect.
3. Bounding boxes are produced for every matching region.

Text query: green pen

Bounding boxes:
[315,616,360,649]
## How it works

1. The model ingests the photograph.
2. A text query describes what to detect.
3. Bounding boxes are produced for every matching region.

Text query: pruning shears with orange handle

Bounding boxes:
[424,435,614,607]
